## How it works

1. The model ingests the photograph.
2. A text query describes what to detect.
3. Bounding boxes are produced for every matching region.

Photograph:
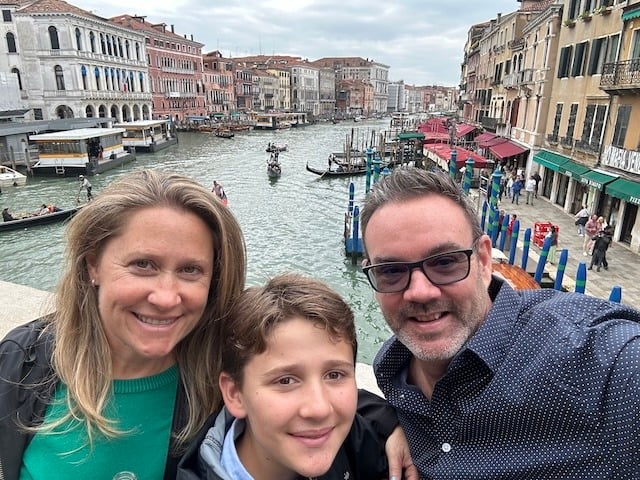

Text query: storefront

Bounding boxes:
[605,177,640,248]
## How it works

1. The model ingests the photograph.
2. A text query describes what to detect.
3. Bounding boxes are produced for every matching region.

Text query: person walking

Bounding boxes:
[532,171,542,198]
[574,206,590,236]
[511,175,523,204]
[583,214,598,255]
[358,167,640,479]
[524,175,536,205]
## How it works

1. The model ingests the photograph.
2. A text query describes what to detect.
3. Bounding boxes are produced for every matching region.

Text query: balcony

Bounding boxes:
[560,136,575,148]
[575,139,601,153]
[600,59,640,95]
[546,133,558,145]
[481,116,499,130]
[508,38,525,51]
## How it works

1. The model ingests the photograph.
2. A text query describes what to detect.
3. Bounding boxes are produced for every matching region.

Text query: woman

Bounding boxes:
[0,170,246,479]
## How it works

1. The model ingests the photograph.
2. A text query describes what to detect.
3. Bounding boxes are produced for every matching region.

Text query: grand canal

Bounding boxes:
[0,119,393,363]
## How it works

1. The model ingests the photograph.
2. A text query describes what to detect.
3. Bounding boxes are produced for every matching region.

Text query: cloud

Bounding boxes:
[76,0,519,85]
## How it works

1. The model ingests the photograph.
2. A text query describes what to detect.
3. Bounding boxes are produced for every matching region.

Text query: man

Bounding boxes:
[532,171,542,198]
[359,166,640,479]
[78,174,93,202]
[524,175,536,205]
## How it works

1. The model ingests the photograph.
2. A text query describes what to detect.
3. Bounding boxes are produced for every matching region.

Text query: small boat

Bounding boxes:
[306,161,368,177]
[215,130,234,139]
[266,143,288,153]
[267,160,282,178]
[0,165,27,188]
[0,206,81,233]
[113,119,177,153]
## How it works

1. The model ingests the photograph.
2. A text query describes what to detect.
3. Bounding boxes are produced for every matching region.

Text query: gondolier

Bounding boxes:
[78,175,93,202]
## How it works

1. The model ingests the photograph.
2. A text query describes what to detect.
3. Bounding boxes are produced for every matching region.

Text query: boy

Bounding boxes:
[177,273,415,480]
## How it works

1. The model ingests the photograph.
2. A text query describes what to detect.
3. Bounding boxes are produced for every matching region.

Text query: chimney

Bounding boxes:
[496,12,501,23]
[171,24,174,33]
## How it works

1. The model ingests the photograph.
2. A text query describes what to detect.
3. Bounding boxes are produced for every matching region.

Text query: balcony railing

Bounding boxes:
[575,139,601,153]
[560,136,575,148]
[546,133,559,144]
[600,59,640,93]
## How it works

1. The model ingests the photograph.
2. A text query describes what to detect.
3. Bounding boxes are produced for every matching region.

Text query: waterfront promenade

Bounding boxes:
[475,189,640,309]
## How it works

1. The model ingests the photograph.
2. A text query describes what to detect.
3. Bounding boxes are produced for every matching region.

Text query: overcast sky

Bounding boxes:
[76,0,519,86]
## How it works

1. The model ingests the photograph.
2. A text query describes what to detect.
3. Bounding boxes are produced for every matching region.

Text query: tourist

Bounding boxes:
[524,175,536,205]
[0,170,246,479]
[359,166,640,479]
[545,224,558,264]
[532,171,541,198]
[589,225,613,272]
[2,207,15,221]
[583,214,598,255]
[177,273,418,480]
[574,205,590,236]
[510,175,523,204]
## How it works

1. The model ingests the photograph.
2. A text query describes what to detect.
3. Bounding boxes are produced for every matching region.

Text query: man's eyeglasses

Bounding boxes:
[362,245,477,293]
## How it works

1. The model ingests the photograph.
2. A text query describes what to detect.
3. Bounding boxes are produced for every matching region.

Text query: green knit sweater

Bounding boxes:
[20,365,178,480]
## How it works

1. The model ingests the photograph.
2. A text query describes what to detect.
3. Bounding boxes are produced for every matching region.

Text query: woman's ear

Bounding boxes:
[219,372,247,419]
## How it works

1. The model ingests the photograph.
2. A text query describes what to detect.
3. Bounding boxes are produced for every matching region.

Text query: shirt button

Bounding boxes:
[442,443,452,453]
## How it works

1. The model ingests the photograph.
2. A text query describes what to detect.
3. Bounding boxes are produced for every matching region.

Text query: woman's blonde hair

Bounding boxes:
[43,169,246,451]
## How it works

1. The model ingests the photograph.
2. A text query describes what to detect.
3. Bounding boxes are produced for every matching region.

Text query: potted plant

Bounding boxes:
[579,11,592,22]
[563,19,576,27]
[594,5,612,15]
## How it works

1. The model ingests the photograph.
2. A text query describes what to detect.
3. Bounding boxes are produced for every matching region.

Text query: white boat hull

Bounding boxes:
[0,166,27,187]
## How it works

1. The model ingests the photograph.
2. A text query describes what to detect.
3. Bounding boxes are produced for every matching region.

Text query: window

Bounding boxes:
[100,33,106,54]
[94,66,101,90]
[572,41,588,77]
[606,34,619,64]
[612,105,631,148]
[551,103,563,141]
[567,0,580,19]
[579,104,607,151]
[564,103,578,144]
[54,65,65,90]
[11,67,21,90]
[89,31,96,53]
[558,46,573,78]
[33,108,43,120]
[6,32,16,53]
[80,65,87,89]
[75,28,82,51]
[2,10,11,22]
[48,26,59,50]
[587,37,607,75]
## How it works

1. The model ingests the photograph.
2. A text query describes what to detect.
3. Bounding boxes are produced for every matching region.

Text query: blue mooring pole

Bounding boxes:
[534,236,551,284]
[521,228,531,271]
[575,262,587,293]
[463,158,474,194]
[554,249,568,290]
[609,285,622,303]
[348,182,355,215]
[449,149,457,179]
[508,219,520,265]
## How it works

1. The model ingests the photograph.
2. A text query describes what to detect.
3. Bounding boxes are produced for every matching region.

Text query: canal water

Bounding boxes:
[0,119,392,363]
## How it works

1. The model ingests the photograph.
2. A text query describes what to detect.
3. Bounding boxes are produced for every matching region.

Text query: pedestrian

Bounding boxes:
[359,166,640,479]
[78,174,93,202]
[574,205,590,236]
[177,273,418,480]
[545,225,558,264]
[524,175,536,205]
[589,225,613,272]
[583,214,598,255]
[511,175,523,204]
[506,174,514,199]
[532,171,541,198]
[0,170,247,480]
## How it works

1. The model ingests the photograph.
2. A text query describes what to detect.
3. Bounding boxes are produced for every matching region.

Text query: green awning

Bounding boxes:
[606,177,640,205]
[532,150,570,172]
[397,132,425,140]
[622,5,640,22]
[580,170,618,190]
[559,160,590,180]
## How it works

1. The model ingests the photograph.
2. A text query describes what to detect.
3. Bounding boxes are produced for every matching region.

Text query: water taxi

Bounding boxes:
[0,165,27,187]
[113,120,177,152]
[29,128,135,176]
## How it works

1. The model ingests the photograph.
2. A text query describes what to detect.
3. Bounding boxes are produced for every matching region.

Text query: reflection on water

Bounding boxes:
[0,119,392,362]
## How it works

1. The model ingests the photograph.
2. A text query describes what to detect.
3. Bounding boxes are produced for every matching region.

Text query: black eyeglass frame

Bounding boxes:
[362,242,479,293]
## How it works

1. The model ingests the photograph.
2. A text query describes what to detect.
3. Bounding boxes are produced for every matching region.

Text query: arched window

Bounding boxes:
[75,28,82,50]
[136,43,141,61]
[139,71,144,92]
[100,33,106,54]
[125,40,130,59]
[11,67,22,90]
[94,66,101,90]
[106,35,112,55]
[117,38,123,57]
[54,65,65,90]
[80,65,87,90]
[48,26,60,50]
[6,32,16,53]
[89,32,96,53]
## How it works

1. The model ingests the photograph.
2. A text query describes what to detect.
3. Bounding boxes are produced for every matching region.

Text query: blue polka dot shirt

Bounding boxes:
[374,278,640,479]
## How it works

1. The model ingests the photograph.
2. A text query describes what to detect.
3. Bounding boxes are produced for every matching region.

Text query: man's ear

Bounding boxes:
[219,372,247,419]
[361,257,370,268]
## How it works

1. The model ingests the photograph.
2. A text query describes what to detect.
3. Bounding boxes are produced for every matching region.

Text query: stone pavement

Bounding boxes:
[472,190,640,310]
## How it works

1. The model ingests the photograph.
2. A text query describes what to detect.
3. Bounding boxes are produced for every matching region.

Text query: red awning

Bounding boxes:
[423,144,494,169]
[456,123,477,138]
[474,132,496,144]
[488,140,529,159]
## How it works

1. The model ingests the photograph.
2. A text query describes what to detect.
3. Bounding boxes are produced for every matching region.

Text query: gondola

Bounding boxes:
[305,161,368,177]
[0,207,81,233]
[215,130,234,139]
